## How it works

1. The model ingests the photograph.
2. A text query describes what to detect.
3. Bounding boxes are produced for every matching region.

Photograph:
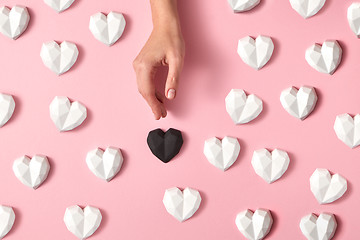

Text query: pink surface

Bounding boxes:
[0,0,359,239]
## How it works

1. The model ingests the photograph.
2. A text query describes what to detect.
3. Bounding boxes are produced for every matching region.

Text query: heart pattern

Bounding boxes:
[0,6,30,40]
[163,187,201,222]
[0,93,15,127]
[13,155,50,189]
[348,3,360,38]
[89,11,126,46]
[334,113,360,148]
[227,0,261,12]
[300,213,337,240]
[289,0,326,19]
[43,0,75,13]
[235,209,273,240]
[0,206,15,239]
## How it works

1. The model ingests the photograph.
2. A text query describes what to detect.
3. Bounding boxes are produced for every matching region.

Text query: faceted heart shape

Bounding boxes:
[40,40,79,75]
[280,86,318,120]
[235,209,273,240]
[251,148,290,184]
[163,187,201,222]
[0,206,15,239]
[49,96,87,132]
[43,0,75,13]
[300,213,337,240]
[237,35,274,70]
[89,11,126,46]
[305,40,342,75]
[334,113,360,148]
[86,147,123,182]
[0,6,30,40]
[64,205,102,239]
[348,3,360,38]
[225,89,263,124]
[310,168,347,204]
[203,136,240,171]
[227,0,261,12]
[147,128,183,163]
[0,93,15,127]
[13,155,50,189]
[289,0,326,19]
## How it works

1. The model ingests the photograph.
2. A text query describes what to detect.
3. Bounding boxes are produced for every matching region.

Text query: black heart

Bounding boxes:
[147,128,183,163]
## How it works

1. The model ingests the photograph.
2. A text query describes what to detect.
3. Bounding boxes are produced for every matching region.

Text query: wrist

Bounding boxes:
[150,0,180,31]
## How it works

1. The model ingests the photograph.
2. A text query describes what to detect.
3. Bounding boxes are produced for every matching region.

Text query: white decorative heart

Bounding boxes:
[0,206,15,239]
[0,93,15,127]
[43,0,75,13]
[0,6,30,40]
[305,40,342,75]
[289,0,326,19]
[310,168,347,204]
[49,96,87,132]
[225,89,263,124]
[251,148,290,184]
[235,209,273,240]
[334,113,360,148]
[300,213,337,240]
[86,147,123,182]
[348,3,360,38]
[64,205,102,239]
[13,155,50,189]
[89,11,126,46]
[237,35,274,70]
[227,0,261,12]
[280,86,318,120]
[163,187,201,222]
[203,136,240,171]
[40,40,79,75]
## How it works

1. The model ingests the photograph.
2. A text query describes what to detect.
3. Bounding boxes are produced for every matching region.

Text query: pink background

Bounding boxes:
[0,0,359,239]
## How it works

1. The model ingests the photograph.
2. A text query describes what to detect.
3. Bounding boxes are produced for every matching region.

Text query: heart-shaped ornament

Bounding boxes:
[300,213,337,240]
[348,3,360,38]
[237,35,274,70]
[251,148,290,184]
[227,0,261,12]
[0,6,30,40]
[64,205,102,239]
[89,11,126,46]
[310,168,347,204]
[235,209,273,240]
[40,40,79,75]
[305,40,342,75]
[203,136,240,171]
[280,86,318,120]
[147,128,183,163]
[0,206,15,239]
[225,89,263,124]
[289,0,326,19]
[49,96,87,132]
[43,0,75,13]
[163,187,201,222]
[0,93,15,127]
[334,113,360,148]
[13,155,50,189]
[86,147,123,182]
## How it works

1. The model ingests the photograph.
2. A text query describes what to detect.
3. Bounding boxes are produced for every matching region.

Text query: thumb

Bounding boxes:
[165,57,182,100]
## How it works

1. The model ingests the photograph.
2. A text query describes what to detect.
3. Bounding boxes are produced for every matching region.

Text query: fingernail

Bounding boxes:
[167,89,176,99]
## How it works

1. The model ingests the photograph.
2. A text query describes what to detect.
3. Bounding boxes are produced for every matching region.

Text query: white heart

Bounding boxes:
[163,187,201,222]
[43,0,75,13]
[289,0,326,19]
[40,41,79,75]
[89,11,126,46]
[235,209,273,240]
[251,148,290,184]
[305,40,342,75]
[348,3,360,38]
[280,86,318,120]
[49,96,87,132]
[334,113,360,148]
[237,35,274,70]
[227,0,261,12]
[310,168,347,204]
[0,6,30,40]
[13,155,50,189]
[64,205,102,239]
[300,213,337,240]
[0,93,15,127]
[203,136,240,171]
[0,206,15,239]
[86,147,123,182]
[225,89,263,124]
